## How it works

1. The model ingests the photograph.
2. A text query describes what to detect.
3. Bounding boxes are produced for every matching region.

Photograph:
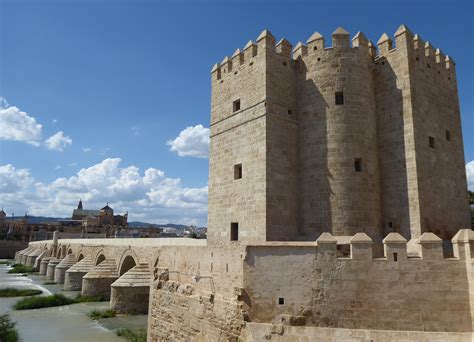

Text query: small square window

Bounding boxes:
[445,130,451,141]
[313,46,317,51]
[278,297,284,305]
[335,92,344,105]
[282,62,287,66]
[231,222,239,241]
[233,99,241,112]
[354,158,363,172]
[429,136,435,148]
[234,164,242,180]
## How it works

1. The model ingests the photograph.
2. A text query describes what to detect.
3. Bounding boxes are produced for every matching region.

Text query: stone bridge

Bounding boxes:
[14,234,206,314]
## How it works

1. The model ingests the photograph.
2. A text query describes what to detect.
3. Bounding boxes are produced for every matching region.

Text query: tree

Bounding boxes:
[469,191,474,205]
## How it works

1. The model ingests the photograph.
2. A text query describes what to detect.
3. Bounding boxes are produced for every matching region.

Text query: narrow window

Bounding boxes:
[313,46,317,51]
[278,297,285,305]
[354,158,363,172]
[231,223,239,241]
[393,253,398,262]
[287,109,292,116]
[234,164,242,180]
[233,99,241,112]
[429,136,435,148]
[445,130,451,141]
[335,92,344,105]
[388,222,393,228]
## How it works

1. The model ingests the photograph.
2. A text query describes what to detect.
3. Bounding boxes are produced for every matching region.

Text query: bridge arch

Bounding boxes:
[118,249,139,276]
[94,250,106,266]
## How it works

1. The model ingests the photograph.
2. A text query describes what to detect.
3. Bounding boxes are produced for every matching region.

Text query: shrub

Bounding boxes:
[0,261,11,265]
[0,288,42,297]
[42,282,57,285]
[8,265,35,274]
[116,328,147,342]
[88,309,116,320]
[13,294,76,310]
[0,314,19,342]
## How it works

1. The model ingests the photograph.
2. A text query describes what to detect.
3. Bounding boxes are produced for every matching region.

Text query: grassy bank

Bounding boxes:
[13,294,76,310]
[13,293,106,310]
[0,288,42,297]
[116,328,147,342]
[0,314,19,342]
[88,309,116,320]
[7,264,35,274]
[0,261,12,265]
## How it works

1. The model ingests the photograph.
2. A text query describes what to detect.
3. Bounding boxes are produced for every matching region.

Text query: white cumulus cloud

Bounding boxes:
[167,124,210,158]
[0,158,208,226]
[44,131,72,151]
[0,98,42,146]
[467,161,474,191]
[0,97,73,151]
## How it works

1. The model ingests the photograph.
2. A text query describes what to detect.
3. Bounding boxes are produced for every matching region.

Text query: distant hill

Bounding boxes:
[5,215,197,229]
[127,222,189,229]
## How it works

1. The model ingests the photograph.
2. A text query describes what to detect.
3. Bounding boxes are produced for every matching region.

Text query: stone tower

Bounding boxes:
[207,25,470,245]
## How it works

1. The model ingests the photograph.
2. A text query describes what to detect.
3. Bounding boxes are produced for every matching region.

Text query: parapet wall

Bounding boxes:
[243,231,474,333]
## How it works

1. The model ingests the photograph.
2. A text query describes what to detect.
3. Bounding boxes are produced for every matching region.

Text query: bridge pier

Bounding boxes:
[26,248,42,268]
[110,263,151,314]
[34,250,51,271]
[64,256,95,291]
[54,254,77,284]
[46,259,60,280]
[82,259,118,300]
[39,257,51,275]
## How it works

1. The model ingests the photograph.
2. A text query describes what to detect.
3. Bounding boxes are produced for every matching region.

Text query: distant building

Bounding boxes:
[71,200,128,227]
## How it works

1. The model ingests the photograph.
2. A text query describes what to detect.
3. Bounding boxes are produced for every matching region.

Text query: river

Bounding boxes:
[0,261,147,342]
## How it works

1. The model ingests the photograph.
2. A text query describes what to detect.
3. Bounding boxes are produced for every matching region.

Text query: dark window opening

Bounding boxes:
[287,109,292,116]
[337,244,350,257]
[393,253,398,262]
[416,57,420,61]
[317,57,321,61]
[445,130,451,141]
[313,46,317,51]
[388,222,393,228]
[354,158,363,172]
[233,99,241,112]
[335,92,344,105]
[429,136,435,148]
[282,62,287,66]
[278,297,285,305]
[234,164,242,180]
[231,223,239,241]
[427,63,431,68]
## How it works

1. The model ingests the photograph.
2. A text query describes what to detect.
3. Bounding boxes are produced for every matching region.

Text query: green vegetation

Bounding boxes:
[7,264,35,274]
[42,281,57,285]
[13,293,76,310]
[469,191,474,205]
[88,309,116,320]
[0,260,12,265]
[116,328,147,342]
[0,314,19,342]
[75,294,106,303]
[0,288,42,297]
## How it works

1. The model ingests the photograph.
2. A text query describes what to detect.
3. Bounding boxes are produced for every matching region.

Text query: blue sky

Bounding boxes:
[0,0,473,225]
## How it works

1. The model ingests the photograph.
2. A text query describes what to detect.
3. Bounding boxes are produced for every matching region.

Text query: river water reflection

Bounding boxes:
[0,261,147,342]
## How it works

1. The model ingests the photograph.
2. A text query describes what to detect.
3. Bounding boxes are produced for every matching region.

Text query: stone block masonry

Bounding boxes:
[208,25,470,246]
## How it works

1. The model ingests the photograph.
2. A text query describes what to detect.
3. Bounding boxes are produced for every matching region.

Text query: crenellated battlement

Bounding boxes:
[211,24,456,83]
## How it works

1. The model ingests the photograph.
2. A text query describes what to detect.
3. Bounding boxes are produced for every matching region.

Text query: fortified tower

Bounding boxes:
[208,25,470,246]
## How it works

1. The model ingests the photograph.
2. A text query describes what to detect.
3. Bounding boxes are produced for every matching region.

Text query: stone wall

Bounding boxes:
[242,233,473,333]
